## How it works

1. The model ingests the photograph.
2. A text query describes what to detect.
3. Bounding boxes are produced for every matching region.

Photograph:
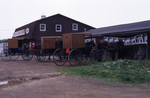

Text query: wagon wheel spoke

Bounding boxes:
[53,49,67,66]
[89,49,102,63]
[36,49,46,61]
[11,53,20,61]
[35,49,50,62]
[1,49,12,61]
[34,49,40,61]
[22,50,33,61]
[68,49,83,66]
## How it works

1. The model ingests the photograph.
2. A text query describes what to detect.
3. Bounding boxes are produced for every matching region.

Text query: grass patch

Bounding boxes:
[60,59,150,85]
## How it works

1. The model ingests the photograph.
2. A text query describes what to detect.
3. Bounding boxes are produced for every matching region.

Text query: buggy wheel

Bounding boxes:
[36,49,50,62]
[89,49,102,63]
[22,50,33,61]
[1,49,12,61]
[11,53,20,61]
[68,49,83,66]
[53,49,67,66]
[34,49,40,61]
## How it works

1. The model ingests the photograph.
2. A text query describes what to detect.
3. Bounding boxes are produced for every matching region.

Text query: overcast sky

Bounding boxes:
[0,0,150,39]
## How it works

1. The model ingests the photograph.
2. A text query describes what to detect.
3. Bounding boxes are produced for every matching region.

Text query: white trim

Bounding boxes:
[56,24,62,32]
[40,24,46,31]
[72,23,78,31]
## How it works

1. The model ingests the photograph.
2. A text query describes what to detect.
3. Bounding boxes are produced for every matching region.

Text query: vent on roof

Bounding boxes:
[41,15,46,19]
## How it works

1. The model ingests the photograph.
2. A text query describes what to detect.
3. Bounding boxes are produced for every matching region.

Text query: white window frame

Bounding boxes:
[40,24,46,31]
[72,23,78,31]
[56,24,62,32]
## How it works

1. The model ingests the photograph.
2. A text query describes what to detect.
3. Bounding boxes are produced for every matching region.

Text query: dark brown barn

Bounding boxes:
[13,14,95,43]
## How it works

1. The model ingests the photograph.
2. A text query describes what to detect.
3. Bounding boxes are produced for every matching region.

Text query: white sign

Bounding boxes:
[85,38,96,43]
[13,29,25,37]
[26,28,30,34]
[105,33,147,45]
[114,37,119,42]
[131,37,136,43]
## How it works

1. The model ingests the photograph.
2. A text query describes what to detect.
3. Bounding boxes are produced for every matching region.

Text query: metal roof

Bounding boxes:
[87,20,150,38]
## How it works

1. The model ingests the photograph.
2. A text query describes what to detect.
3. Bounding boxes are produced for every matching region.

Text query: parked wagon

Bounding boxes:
[53,33,95,66]
[34,36,62,62]
[1,38,35,61]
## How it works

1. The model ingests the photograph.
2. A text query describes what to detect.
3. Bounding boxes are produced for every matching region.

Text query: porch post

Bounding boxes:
[147,33,150,59]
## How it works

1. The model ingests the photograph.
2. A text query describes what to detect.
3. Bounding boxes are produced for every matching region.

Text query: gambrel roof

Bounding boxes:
[15,14,95,32]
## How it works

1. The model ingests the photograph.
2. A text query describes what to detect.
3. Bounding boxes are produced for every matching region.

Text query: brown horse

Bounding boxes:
[97,40,124,60]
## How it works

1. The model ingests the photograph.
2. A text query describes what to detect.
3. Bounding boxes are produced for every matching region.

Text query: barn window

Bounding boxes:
[40,24,46,31]
[56,24,62,32]
[72,23,78,31]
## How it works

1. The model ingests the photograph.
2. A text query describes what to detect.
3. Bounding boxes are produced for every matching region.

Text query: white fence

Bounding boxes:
[0,42,8,53]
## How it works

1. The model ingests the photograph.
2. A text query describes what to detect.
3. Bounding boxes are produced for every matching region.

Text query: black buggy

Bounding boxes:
[34,36,62,62]
[1,38,35,61]
[53,33,95,66]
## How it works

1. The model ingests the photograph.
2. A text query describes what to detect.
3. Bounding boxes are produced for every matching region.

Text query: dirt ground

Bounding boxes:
[0,58,150,98]
[0,58,62,80]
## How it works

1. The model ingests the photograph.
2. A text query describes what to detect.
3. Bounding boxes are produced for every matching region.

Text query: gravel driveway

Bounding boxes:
[0,58,62,80]
[0,58,150,98]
